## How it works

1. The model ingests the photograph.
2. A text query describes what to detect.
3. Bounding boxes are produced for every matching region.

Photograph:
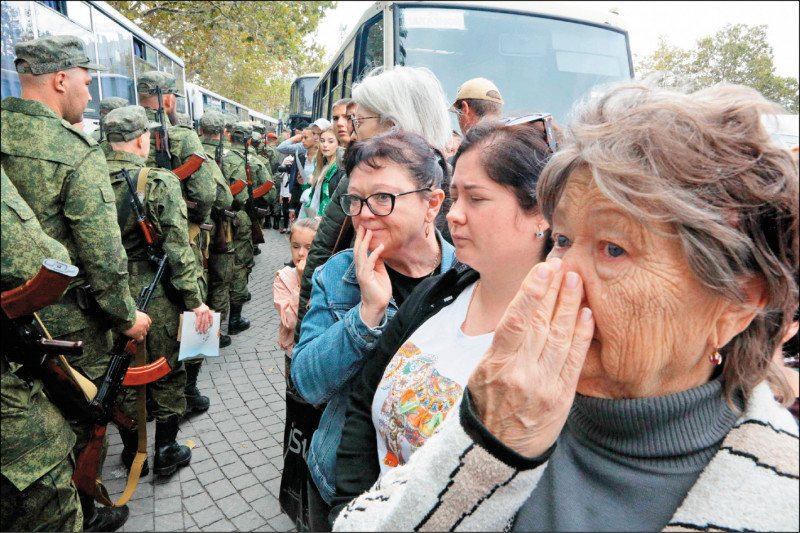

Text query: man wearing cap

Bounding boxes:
[251,131,281,231]
[221,122,266,334]
[104,105,213,477]
[1,33,152,532]
[1,169,83,532]
[265,132,282,171]
[198,110,235,348]
[451,77,504,135]
[92,96,128,156]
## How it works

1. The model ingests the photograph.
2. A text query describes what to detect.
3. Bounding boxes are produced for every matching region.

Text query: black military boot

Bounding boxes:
[81,495,129,532]
[228,303,250,334]
[118,428,149,477]
[153,418,192,476]
[219,333,232,348]
[184,362,210,413]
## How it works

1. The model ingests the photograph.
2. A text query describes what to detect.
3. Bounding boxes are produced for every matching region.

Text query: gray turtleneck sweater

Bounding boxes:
[512,379,741,532]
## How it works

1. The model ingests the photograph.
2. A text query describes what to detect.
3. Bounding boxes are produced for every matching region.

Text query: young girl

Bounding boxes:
[300,127,344,219]
[273,216,321,363]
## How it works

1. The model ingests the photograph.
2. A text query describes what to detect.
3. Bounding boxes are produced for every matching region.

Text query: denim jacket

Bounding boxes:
[290,231,457,504]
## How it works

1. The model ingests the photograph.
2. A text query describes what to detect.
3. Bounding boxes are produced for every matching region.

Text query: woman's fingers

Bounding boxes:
[365,243,384,272]
[538,271,585,372]
[560,307,593,387]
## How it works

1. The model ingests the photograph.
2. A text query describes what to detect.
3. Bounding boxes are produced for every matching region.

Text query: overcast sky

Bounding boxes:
[312,1,799,79]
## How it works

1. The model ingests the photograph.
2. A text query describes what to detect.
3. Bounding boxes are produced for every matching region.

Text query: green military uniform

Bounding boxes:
[2,60,139,499]
[91,96,128,156]
[251,132,281,230]
[199,112,235,331]
[104,105,199,475]
[0,169,83,532]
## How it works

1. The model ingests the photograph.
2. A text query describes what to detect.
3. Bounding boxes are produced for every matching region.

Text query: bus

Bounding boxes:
[185,82,279,131]
[287,73,320,132]
[311,1,634,128]
[1,0,189,132]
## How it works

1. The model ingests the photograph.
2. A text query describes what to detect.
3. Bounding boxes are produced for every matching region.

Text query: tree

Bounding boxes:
[108,1,335,117]
[636,24,798,114]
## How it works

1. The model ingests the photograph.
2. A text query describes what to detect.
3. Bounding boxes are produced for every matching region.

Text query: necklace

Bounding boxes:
[428,249,441,278]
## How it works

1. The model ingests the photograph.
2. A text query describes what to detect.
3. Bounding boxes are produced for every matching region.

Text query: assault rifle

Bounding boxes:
[149,86,206,181]
[244,139,265,244]
[215,136,224,170]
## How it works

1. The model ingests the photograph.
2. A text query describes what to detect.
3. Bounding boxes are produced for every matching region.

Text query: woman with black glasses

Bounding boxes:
[330,119,556,524]
[290,130,456,530]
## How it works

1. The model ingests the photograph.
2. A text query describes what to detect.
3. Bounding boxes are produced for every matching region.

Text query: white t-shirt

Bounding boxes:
[371,281,493,475]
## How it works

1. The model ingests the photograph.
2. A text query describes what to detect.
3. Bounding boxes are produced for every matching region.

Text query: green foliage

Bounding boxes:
[636,24,798,114]
[108,1,335,117]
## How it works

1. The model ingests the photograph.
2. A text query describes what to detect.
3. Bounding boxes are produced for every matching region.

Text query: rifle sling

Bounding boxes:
[116,168,151,231]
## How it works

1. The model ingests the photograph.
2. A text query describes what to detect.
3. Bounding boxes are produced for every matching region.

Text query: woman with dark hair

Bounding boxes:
[331,119,555,521]
[290,130,457,530]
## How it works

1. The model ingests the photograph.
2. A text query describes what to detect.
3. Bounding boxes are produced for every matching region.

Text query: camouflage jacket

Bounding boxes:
[106,150,202,311]
[144,108,215,224]
[1,97,137,337]
[1,169,77,491]
[221,145,268,208]
[254,153,279,204]
[200,138,234,211]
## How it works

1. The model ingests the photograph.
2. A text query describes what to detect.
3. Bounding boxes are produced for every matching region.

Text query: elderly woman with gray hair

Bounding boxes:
[332,82,799,532]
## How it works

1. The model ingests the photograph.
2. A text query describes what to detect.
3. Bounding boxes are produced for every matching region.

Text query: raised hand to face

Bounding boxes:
[468,257,595,458]
[354,224,393,328]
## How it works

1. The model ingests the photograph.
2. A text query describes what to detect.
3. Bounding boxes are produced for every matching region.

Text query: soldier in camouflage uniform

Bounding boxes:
[91,96,128,156]
[251,131,281,231]
[104,106,214,476]
[137,71,216,413]
[1,34,150,531]
[221,122,266,334]
[199,111,235,348]
[1,169,84,532]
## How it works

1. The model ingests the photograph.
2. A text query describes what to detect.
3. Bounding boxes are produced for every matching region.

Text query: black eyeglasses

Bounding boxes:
[340,188,431,217]
[499,113,558,153]
[349,115,380,130]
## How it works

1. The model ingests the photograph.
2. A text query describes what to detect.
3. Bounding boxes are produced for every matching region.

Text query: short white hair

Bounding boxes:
[352,66,452,154]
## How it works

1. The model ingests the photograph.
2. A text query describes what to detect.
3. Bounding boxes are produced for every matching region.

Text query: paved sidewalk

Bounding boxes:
[105,228,297,532]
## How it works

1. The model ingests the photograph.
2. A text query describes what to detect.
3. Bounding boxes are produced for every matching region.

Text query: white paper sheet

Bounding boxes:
[178,312,221,361]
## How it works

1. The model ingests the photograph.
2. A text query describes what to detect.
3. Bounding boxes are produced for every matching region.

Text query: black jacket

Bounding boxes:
[330,262,480,521]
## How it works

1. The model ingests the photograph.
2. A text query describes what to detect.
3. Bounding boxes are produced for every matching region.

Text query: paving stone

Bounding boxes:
[241,450,268,468]
[206,478,236,500]
[263,444,283,458]
[231,510,268,532]
[218,492,251,519]
[196,467,225,486]
[207,440,231,455]
[251,462,281,482]
[124,512,154,531]
[126,497,152,516]
[154,495,182,516]
[267,513,296,531]
[252,493,283,520]
[230,471,259,490]
[213,450,237,467]
[206,518,237,531]
[182,479,204,498]
[154,511,183,531]
[183,492,214,514]
[191,458,218,474]
[221,459,249,479]
[154,480,182,499]
[241,482,269,503]
[191,505,225,528]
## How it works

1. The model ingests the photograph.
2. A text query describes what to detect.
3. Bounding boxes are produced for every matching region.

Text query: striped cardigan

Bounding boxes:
[333,382,799,532]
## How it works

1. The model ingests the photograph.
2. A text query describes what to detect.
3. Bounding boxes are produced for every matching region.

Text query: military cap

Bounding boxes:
[104,105,160,142]
[266,132,278,139]
[231,122,254,140]
[14,35,108,75]
[223,113,238,130]
[199,112,225,134]
[251,123,266,135]
[251,132,262,144]
[175,112,192,126]
[136,70,184,97]
[99,97,128,118]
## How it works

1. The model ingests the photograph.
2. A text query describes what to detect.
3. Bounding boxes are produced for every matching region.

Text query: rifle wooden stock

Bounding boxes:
[230,179,247,195]
[245,165,253,185]
[252,180,274,199]
[1,260,78,319]
[138,219,160,249]
[174,153,206,181]
[73,424,107,497]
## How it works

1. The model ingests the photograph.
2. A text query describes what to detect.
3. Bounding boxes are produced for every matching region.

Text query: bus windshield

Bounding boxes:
[396,6,632,126]
[292,76,318,116]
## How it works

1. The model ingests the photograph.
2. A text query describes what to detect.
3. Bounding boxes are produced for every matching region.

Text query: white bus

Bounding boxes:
[312,1,634,127]
[184,82,279,130]
[1,0,190,132]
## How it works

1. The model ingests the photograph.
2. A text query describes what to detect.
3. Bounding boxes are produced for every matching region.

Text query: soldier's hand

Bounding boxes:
[123,310,151,343]
[192,303,213,334]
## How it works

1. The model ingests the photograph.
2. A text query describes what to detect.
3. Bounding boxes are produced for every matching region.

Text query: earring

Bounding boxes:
[425,224,431,238]
[536,226,545,239]
[710,347,723,365]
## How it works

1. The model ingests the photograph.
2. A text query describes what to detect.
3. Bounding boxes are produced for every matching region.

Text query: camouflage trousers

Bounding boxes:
[191,230,208,302]
[0,453,82,532]
[54,319,113,479]
[207,249,234,324]
[231,211,253,305]
[119,277,186,427]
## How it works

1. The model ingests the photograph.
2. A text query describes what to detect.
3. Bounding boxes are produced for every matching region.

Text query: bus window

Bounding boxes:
[395,5,631,126]
[64,1,91,30]
[342,64,352,98]
[92,6,135,104]
[357,15,383,81]
[34,2,100,118]
[158,51,173,74]
[1,1,34,100]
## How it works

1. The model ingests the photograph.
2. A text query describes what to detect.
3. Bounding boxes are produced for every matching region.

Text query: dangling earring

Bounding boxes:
[536,226,545,239]
[709,347,723,365]
[425,224,431,238]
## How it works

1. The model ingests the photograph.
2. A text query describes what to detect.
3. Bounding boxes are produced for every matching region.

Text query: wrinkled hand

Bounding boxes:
[123,310,152,343]
[354,225,392,328]
[468,257,595,458]
[191,303,213,334]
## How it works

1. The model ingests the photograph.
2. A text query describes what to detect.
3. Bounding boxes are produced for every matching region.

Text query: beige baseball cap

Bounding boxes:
[451,77,504,108]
